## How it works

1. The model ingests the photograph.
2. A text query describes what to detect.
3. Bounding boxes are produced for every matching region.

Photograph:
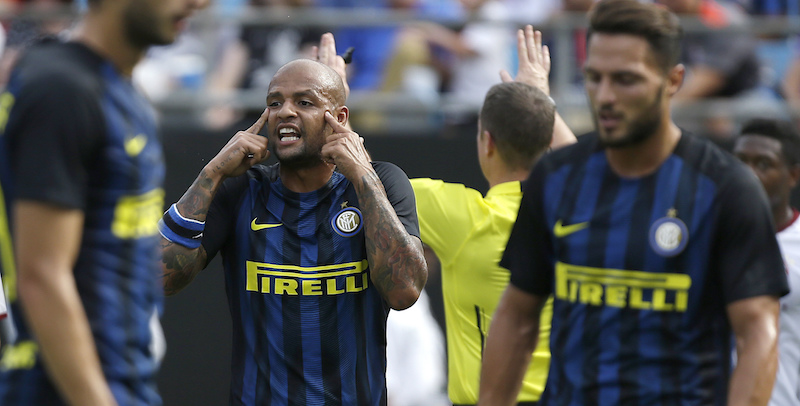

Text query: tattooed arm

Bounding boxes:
[160,169,218,296]
[354,171,426,310]
[322,112,426,310]
[161,109,270,296]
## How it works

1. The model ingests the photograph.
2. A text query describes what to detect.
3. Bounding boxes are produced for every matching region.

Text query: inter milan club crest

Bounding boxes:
[649,208,689,257]
[332,206,363,237]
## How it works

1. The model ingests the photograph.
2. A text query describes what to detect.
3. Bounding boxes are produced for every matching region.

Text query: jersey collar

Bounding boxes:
[486,181,521,198]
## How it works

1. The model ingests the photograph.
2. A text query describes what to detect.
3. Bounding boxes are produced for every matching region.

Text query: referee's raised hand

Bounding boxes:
[312,32,350,100]
[500,25,551,96]
[206,107,270,179]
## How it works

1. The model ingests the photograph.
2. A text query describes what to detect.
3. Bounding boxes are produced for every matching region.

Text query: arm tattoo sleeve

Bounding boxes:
[355,171,426,309]
[159,169,221,295]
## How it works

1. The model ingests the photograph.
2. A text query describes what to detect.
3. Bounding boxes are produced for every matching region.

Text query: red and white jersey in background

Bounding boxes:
[772,209,800,406]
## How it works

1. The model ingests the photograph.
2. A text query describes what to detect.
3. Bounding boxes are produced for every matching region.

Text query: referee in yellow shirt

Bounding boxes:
[411,26,575,405]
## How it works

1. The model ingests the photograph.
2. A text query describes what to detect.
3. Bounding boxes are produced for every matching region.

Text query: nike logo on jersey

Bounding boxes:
[124,133,148,157]
[251,218,283,231]
[554,219,589,238]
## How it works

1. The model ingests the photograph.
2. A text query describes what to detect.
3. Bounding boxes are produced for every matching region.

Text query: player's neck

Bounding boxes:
[487,168,529,189]
[605,121,681,179]
[71,12,147,77]
[279,162,335,193]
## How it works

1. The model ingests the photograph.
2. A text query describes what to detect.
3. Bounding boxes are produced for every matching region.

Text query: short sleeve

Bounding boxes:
[7,73,104,209]
[373,162,420,239]
[410,178,479,259]
[202,174,250,265]
[713,167,788,304]
[501,163,554,296]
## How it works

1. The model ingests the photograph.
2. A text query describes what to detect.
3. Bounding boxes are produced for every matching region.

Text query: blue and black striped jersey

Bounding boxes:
[0,40,164,405]
[503,132,789,406]
[202,162,419,406]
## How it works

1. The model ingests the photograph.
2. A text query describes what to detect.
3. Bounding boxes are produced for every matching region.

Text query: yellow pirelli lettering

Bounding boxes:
[111,188,165,239]
[0,340,37,371]
[0,92,15,134]
[246,260,369,296]
[555,262,692,312]
[0,181,16,302]
[275,279,298,295]
[303,279,323,296]
[327,278,345,294]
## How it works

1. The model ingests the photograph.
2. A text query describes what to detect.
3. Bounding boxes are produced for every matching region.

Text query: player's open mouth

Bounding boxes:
[598,111,621,129]
[279,127,300,142]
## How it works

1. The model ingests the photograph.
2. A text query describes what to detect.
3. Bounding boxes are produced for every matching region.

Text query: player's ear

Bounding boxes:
[336,106,349,128]
[666,63,685,97]
[484,130,497,156]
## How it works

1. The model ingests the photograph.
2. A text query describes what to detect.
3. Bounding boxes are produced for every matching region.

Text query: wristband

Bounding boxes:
[158,204,204,249]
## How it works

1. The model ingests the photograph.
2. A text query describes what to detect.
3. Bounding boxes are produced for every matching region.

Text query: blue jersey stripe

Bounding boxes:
[620,172,657,405]
[299,192,324,404]
[559,152,607,405]
[595,176,640,405]
[366,287,386,400]
[337,292,358,404]
[233,188,258,404]
[543,164,572,232]
[317,197,343,404]
[282,197,305,405]
[540,163,571,404]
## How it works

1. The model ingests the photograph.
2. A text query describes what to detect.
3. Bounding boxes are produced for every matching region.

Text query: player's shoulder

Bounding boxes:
[13,39,105,96]
[371,161,406,176]
[410,177,481,203]
[674,131,756,189]
[537,131,600,172]
[371,161,412,185]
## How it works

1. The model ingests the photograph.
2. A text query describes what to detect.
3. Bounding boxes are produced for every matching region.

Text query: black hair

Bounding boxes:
[479,82,555,171]
[740,118,800,166]
[587,0,683,72]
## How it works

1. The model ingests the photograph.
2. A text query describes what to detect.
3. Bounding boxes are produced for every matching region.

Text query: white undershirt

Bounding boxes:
[771,211,800,406]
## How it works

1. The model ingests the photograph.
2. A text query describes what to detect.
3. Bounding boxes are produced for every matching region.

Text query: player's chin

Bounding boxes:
[597,131,627,148]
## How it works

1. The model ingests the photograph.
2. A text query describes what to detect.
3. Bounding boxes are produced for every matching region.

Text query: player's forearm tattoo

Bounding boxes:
[355,172,426,308]
[178,169,218,219]
[160,238,206,296]
[160,169,220,295]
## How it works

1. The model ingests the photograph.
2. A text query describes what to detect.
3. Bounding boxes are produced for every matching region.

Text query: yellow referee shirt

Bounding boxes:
[411,178,552,404]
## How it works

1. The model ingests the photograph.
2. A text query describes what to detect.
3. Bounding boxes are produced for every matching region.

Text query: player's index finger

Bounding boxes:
[248,107,269,133]
[324,111,346,132]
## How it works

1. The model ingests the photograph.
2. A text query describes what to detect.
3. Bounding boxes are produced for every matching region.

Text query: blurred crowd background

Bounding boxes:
[1,0,800,404]
[2,0,800,143]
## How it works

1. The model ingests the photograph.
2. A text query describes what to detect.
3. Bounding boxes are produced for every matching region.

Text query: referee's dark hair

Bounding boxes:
[479,82,555,172]
[740,118,800,166]
[587,0,683,73]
